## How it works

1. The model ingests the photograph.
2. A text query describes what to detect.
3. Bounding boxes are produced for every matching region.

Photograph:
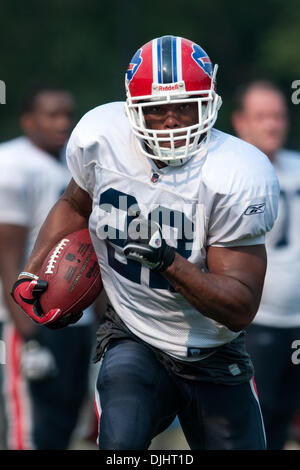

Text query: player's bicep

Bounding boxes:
[60,178,92,220]
[207,244,267,307]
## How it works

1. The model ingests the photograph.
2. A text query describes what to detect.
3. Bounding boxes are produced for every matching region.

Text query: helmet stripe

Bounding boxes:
[176,37,182,82]
[157,38,162,83]
[152,38,158,83]
[161,36,173,83]
[172,36,177,82]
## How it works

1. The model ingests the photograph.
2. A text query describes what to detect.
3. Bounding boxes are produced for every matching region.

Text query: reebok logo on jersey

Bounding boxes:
[244,203,266,215]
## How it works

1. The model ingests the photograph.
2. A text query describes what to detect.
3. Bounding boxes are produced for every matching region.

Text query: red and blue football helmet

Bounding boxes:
[125,35,222,166]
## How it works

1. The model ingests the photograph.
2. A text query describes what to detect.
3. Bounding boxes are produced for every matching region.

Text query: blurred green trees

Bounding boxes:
[0,0,299,148]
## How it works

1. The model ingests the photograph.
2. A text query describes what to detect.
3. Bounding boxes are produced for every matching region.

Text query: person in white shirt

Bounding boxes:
[0,85,94,449]
[12,37,279,450]
[232,79,300,449]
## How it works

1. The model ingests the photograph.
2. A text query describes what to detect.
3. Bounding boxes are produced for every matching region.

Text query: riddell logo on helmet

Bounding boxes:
[158,84,179,92]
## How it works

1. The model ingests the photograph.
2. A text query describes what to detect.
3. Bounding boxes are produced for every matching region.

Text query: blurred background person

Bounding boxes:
[231,80,300,450]
[0,85,96,449]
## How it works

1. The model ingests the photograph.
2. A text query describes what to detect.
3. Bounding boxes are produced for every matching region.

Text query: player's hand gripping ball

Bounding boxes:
[12,228,102,329]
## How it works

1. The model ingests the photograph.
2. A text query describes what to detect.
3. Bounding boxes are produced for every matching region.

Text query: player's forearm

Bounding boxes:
[23,198,89,277]
[163,253,258,332]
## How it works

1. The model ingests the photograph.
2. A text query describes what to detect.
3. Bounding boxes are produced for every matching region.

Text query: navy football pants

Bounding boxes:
[96,339,266,450]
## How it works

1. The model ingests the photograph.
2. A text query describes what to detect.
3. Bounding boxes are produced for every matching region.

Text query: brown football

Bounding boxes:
[39,228,102,315]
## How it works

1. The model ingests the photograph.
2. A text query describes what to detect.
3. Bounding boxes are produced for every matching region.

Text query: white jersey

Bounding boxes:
[254,149,300,327]
[0,136,92,325]
[66,101,279,360]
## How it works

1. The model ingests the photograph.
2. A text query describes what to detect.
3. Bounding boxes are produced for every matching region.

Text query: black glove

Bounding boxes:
[123,219,175,272]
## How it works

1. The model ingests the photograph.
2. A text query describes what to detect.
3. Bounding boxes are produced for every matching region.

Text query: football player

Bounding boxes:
[12,36,280,450]
[0,86,94,449]
[232,80,300,450]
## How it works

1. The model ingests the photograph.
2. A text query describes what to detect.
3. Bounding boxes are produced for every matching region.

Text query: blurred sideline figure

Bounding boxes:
[232,80,300,450]
[0,86,95,449]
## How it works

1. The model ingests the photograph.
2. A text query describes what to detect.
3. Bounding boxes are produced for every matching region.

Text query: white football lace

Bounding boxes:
[45,239,70,275]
